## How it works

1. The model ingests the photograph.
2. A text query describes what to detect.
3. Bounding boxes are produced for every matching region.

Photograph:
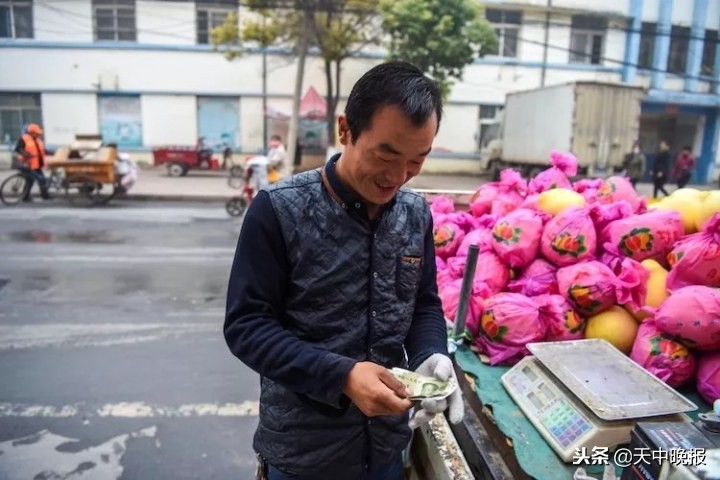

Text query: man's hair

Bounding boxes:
[344,61,442,143]
[683,145,691,151]
[271,134,282,141]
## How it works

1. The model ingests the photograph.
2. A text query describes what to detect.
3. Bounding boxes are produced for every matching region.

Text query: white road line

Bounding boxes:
[0,401,259,418]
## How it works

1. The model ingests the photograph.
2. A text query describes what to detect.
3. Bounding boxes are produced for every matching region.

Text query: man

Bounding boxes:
[224,61,463,480]
[672,146,695,189]
[652,140,671,198]
[267,134,288,179]
[623,140,645,188]
[14,123,51,201]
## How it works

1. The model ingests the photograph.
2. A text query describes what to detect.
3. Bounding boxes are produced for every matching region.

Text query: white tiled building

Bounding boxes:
[1,0,719,182]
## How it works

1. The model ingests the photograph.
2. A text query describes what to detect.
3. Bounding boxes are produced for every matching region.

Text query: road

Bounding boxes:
[0,201,259,479]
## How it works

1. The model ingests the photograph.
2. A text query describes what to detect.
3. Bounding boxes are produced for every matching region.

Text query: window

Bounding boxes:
[197,3,234,44]
[0,93,41,147]
[93,0,136,42]
[638,22,656,69]
[0,0,33,38]
[98,95,142,147]
[570,15,607,64]
[478,105,503,150]
[485,9,521,58]
[702,30,717,76]
[667,25,690,74]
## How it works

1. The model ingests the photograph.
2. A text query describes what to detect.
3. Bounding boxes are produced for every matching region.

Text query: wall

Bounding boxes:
[33,0,92,43]
[136,0,195,45]
[41,93,98,146]
[141,95,197,146]
[434,105,478,153]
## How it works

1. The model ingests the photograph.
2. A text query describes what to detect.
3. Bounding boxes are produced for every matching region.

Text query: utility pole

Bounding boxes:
[262,14,268,153]
[540,0,551,87]
[286,4,311,170]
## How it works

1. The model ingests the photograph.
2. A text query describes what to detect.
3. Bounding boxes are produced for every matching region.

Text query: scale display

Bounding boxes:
[501,340,697,462]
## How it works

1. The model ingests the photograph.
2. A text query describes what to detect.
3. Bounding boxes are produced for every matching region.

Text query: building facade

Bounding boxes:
[0,0,718,182]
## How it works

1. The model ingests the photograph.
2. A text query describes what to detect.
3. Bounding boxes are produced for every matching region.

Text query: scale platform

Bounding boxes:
[501,339,698,462]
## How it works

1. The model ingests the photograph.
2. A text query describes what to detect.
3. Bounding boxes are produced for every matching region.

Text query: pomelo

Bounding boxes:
[585,306,639,354]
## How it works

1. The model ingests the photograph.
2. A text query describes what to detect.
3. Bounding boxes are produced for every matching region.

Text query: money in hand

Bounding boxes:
[390,368,458,401]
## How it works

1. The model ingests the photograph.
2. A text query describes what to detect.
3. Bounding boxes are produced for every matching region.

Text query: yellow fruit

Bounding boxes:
[695,191,720,232]
[584,306,639,354]
[537,188,586,216]
[626,260,669,321]
[652,196,702,235]
[670,188,708,201]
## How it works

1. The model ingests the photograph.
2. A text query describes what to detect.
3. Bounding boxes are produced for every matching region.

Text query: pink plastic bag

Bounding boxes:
[598,210,684,265]
[528,150,578,194]
[439,278,489,337]
[446,252,510,295]
[507,258,559,297]
[469,184,499,218]
[654,285,720,351]
[445,211,477,234]
[433,222,465,259]
[474,292,547,365]
[491,169,528,217]
[491,208,547,268]
[534,294,584,341]
[557,261,626,316]
[599,252,649,314]
[696,351,720,405]
[430,195,455,215]
[573,178,604,204]
[630,321,696,388]
[667,213,720,289]
[435,256,447,272]
[456,227,495,257]
[541,207,597,267]
[595,176,643,213]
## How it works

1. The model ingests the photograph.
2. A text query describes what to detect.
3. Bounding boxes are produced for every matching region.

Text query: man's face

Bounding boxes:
[337,105,437,206]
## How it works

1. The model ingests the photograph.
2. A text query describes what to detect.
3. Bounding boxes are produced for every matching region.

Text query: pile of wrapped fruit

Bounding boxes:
[432,151,720,405]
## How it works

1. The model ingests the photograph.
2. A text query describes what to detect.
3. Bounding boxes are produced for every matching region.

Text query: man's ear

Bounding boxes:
[337,115,351,146]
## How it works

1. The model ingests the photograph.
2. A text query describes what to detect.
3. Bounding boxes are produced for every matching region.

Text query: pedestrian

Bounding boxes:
[224,61,463,480]
[652,140,671,198]
[623,140,645,188]
[672,145,695,189]
[14,123,51,202]
[267,134,288,180]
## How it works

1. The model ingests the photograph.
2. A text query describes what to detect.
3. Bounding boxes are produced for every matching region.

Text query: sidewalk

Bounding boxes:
[0,167,713,205]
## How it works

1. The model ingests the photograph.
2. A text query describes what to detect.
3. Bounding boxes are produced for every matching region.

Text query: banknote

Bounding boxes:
[390,368,458,401]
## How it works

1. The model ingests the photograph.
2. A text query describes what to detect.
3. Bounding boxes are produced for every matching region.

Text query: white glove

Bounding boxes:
[408,353,464,430]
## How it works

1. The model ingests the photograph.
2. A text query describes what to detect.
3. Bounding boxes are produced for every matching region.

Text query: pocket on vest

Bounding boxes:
[396,254,422,301]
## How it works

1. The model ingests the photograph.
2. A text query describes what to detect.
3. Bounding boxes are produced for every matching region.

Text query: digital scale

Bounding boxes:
[501,339,698,462]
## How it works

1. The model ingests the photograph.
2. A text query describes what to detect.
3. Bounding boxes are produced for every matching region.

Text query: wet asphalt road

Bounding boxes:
[0,201,259,479]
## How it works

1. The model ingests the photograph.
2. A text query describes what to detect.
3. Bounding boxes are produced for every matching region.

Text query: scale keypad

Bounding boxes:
[542,401,591,448]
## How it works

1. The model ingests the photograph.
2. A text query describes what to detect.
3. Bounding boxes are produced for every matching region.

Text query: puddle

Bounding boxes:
[2,230,126,244]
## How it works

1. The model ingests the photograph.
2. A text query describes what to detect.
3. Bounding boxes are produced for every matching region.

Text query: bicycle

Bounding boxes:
[0,167,64,206]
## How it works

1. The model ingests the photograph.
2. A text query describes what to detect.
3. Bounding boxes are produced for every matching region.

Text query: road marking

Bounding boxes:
[0,323,218,350]
[0,427,157,479]
[0,401,259,418]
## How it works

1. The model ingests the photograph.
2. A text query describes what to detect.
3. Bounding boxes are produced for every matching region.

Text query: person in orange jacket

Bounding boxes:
[14,123,51,201]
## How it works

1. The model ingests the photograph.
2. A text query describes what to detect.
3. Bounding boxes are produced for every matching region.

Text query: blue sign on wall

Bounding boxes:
[197,96,239,150]
[98,95,142,147]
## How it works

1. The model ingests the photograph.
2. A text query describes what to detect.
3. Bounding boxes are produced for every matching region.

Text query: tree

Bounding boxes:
[380,0,497,97]
[212,0,381,153]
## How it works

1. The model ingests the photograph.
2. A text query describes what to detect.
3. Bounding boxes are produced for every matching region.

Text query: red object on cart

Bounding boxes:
[152,146,219,177]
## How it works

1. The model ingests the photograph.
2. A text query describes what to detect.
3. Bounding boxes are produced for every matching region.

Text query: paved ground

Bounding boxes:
[0,203,259,480]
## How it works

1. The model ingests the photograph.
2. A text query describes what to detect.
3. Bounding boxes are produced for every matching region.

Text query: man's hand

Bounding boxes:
[408,354,464,429]
[343,362,413,417]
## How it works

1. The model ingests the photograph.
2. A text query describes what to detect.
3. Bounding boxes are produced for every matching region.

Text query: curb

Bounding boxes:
[122,194,230,203]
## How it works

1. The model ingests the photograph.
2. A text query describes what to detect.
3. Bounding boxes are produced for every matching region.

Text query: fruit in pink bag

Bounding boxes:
[696,351,720,405]
[584,306,639,355]
[433,222,465,259]
[630,321,696,387]
[654,285,720,351]
[626,259,669,320]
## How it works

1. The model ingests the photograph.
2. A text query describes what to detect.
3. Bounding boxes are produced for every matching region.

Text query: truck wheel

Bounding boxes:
[488,160,502,182]
[168,163,185,177]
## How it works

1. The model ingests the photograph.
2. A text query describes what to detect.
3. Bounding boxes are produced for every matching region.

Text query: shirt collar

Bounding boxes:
[325,154,397,219]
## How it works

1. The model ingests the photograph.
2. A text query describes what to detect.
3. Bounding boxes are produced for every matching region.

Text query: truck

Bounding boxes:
[479,81,645,179]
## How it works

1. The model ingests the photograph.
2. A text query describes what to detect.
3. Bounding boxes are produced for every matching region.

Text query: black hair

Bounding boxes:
[271,134,282,141]
[344,61,442,143]
[106,142,118,149]
[683,145,692,151]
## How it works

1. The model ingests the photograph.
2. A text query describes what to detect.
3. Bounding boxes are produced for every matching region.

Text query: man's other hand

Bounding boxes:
[343,362,413,417]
